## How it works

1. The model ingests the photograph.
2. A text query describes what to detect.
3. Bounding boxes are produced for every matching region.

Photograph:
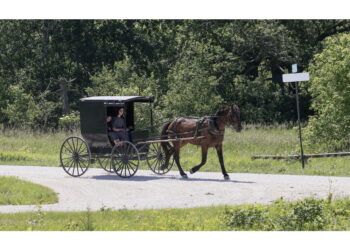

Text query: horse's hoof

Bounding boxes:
[224,175,230,180]
[189,169,194,174]
[181,174,188,179]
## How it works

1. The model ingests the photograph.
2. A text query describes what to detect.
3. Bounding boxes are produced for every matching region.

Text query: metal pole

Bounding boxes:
[295,82,305,168]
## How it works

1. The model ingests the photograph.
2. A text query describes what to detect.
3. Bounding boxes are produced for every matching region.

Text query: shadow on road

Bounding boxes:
[90,174,255,184]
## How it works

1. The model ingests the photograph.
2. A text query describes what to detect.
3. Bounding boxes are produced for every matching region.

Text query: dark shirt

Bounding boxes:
[112,117,125,129]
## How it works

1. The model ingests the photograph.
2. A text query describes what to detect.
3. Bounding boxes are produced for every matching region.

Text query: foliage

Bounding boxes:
[0,176,58,205]
[1,20,350,129]
[161,41,224,117]
[86,57,158,98]
[222,62,308,123]
[305,33,350,150]
[224,197,350,231]
[0,69,61,129]
[2,85,37,127]
[58,111,80,131]
[1,197,350,230]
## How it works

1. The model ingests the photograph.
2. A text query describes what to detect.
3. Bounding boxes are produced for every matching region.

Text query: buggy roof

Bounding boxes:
[80,96,154,103]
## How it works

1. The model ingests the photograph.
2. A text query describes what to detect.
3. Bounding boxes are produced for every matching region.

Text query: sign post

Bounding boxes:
[282,68,310,169]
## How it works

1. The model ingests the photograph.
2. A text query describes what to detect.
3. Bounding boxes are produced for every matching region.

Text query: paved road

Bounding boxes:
[1,165,350,213]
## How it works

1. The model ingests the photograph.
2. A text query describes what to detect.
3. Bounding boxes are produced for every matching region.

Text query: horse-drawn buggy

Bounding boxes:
[60,95,242,179]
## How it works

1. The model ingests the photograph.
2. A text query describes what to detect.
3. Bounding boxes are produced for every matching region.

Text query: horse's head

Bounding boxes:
[215,105,242,132]
[229,104,242,132]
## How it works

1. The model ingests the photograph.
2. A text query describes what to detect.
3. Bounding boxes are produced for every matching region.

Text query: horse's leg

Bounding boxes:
[216,144,230,180]
[173,142,187,178]
[189,145,208,174]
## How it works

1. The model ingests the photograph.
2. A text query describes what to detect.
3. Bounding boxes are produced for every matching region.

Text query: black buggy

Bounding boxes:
[59,96,174,178]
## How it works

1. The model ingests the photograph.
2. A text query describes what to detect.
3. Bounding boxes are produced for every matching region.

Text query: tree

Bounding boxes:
[161,41,224,118]
[305,33,350,150]
[86,56,158,97]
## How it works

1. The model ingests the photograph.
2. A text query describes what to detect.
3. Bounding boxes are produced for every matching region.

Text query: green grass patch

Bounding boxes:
[0,206,226,231]
[224,196,350,231]
[179,126,350,177]
[1,197,350,231]
[0,176,58,205]
[1,126,350,177]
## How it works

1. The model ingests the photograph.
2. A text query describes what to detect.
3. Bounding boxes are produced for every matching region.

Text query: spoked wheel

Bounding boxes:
[97,156,113,173]
[147,142,174,175]
[60,136,91,177]
[111,141,140,178]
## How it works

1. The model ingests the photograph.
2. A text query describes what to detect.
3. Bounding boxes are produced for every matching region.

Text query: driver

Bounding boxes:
[108,108,130,145]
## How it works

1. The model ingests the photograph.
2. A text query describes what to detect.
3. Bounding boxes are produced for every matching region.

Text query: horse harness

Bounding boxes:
[167,116,225,139]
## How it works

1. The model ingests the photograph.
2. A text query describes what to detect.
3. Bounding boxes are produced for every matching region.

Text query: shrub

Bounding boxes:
[224,205,268,230]
[291,198,327,230]
[58,112,80,131]
[305,33,350,150]
[224,198,332,231]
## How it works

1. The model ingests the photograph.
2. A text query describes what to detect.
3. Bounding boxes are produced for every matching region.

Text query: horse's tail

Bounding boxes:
[160,120,174,169]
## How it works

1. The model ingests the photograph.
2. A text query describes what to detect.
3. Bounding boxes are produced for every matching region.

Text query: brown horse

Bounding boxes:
[160,105,242,180]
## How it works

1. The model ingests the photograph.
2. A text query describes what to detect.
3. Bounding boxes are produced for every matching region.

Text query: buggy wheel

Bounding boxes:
[111,141,139,178]
[147,142,174,175]
[97,156,113,173]
[60,136,91,177]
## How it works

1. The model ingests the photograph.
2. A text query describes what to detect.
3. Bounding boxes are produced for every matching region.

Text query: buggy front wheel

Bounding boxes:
[111,141,140,178]
[60,136,91,177]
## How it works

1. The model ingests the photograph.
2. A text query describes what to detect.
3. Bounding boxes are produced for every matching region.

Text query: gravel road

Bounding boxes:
[1,165,350,213]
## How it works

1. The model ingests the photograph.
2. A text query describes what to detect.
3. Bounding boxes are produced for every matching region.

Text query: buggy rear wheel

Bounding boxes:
[97,156,113,173]
[60,136,91,177]
[111,141,140,178]
[147,142,174,175]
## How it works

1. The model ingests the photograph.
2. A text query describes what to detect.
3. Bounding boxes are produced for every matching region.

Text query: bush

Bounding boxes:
[305,33,350,150]
[291,198,327,230]
[2,85,37,128]
[224,198,338,231]
[58,112,80,131]
[1,70,61,130]
[224,205,268,230]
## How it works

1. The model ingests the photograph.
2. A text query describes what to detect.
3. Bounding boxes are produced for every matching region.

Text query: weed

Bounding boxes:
[27,206,45,231]
[80,207,94,231]
[224,205,267,230]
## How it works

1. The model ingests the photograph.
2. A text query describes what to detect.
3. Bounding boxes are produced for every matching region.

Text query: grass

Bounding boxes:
[180,125,350,177]
[224,196,350,231]
[1,125,350,177]
[0,176,58,205]
[1,197,350,231]
[0,129,69,166]
[0,205,226,231]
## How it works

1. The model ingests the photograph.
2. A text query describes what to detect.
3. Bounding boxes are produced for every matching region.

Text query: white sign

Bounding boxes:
[282,72,310,83]
[292,64,298,73]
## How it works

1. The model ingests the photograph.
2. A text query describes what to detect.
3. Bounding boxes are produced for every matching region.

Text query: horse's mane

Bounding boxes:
[214,106,227,117]
[211,106,228,128]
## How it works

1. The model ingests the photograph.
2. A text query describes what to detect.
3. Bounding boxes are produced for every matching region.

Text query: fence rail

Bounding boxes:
[252,152,350,160]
